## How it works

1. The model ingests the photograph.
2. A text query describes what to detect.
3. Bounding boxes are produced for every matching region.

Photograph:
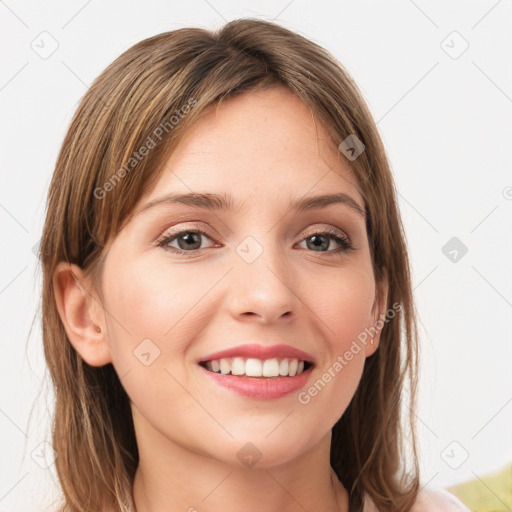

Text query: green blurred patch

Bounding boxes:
[448,464,512,512]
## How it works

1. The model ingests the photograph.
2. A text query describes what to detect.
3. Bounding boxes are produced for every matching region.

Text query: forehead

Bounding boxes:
[140,86,363,211]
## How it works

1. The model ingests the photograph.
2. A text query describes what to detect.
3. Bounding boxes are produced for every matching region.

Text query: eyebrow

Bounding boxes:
[138,192,366,218]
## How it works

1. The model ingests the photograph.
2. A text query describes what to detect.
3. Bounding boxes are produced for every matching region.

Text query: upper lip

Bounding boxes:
[199,343,315,364]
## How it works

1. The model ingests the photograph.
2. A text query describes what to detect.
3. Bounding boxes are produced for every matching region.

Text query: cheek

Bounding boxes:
[100,258,221,420]
[100,259,202,442]
[306,261,376,352]
[103,258,215,359]
[292,261,375,422]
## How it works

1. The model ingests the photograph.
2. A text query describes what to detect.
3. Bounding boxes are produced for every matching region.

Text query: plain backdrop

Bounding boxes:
[1,1,511,510]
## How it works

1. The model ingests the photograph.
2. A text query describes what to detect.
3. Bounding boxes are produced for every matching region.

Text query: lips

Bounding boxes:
[197,343,315,399]
[198,343,315,364]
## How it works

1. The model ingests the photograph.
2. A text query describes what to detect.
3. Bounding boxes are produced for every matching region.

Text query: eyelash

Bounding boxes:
[156,226,355,257]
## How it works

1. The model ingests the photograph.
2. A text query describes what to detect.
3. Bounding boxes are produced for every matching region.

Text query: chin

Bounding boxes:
[211,430,321,471]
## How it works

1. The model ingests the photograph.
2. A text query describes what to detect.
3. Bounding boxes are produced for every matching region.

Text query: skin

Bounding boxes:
[54,85,391,512]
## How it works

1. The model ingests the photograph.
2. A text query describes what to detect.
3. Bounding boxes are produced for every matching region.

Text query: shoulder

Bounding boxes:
[410,488,471,511]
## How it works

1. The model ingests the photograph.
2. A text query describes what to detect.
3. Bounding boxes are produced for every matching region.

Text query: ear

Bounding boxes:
[53,262,112,367]
[365,277,389,357]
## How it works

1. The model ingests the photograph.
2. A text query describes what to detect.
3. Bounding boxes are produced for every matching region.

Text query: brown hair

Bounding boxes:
[39,17,420,512]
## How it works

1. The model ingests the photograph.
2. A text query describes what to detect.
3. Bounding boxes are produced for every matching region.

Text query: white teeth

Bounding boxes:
[204,357,309,377]
[262,358,280,377]
[220,358,230,374]
[246,358,262,377]
[231,357,245,375]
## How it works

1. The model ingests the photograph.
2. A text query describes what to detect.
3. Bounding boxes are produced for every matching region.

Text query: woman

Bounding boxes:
[40,17,469,512]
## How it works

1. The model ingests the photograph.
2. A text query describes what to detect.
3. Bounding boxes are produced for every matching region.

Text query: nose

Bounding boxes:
[225,238,300,325]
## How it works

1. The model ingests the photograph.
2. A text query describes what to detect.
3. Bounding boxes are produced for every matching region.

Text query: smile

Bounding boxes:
[197,343,316,399]
[200,357,312,378]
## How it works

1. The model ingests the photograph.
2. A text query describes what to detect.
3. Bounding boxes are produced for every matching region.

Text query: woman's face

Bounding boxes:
[96,86,385,468]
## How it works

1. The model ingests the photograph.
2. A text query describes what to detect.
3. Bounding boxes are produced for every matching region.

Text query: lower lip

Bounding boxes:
[198,365,313,400]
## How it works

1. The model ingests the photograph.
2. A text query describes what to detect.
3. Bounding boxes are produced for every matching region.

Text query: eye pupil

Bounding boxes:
[307,235,329,251]
[178,232,201,250]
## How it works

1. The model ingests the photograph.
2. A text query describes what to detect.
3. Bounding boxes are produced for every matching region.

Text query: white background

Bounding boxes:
[1,1,511,510]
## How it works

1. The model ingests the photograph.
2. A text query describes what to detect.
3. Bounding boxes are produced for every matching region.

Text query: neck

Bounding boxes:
[131,412,349,512]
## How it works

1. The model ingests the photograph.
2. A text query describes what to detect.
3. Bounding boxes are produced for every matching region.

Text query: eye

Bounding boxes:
[156,229,216,255]
[297,229,354,256]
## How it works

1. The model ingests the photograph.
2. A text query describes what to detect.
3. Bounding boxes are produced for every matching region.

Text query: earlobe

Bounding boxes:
[53,262,112,367]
